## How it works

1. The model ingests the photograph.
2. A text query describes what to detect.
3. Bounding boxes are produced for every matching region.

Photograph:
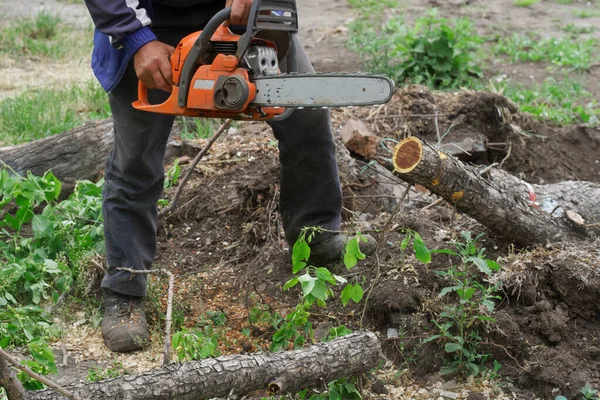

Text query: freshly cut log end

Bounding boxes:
[393,137,423,173]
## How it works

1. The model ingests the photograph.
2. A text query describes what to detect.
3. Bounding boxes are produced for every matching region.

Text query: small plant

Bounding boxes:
[499,77,600,125]
[86,360,131,382]
[297,378,362,400]
[573,9,600,18]
[172,326,220,361]
[271,228,368,351]
[0,170,104,388]
[513,0,539,6]
[348,8,483,89]
[494,33,598,71]
[164,159,181,189]
[424,232,502,377]
[580,384,600,400]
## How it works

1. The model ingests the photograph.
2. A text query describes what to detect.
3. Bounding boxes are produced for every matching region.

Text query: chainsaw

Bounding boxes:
[132,0,394,120]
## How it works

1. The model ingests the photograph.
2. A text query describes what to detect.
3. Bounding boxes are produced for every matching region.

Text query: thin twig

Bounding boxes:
[381,184,412,233]
[159,119,233,218]
[116,268,175,366]
[478,162,499,176]
[360,253,381,329]
[421,198,444,211]
[480,341,529,373]
[0,348,81,400]
[499,144,512,169]
[365,113,448,120]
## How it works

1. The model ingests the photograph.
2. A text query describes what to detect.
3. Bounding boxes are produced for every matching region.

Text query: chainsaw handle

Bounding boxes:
[177,7,232,109]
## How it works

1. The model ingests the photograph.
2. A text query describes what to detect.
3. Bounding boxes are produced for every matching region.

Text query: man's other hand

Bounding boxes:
[134,41,175,93]
[226,0,253,25]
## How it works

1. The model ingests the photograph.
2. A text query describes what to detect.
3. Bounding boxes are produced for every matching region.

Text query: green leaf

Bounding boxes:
[341,284,354,307]
[298,273,316,297]
[438,286,460,298]
[413,238,431,264]
[468,256,492,275]
[292,234,311,273]
[0,337,9,348]
[351,284,364,303]
[32,215,53,239]
[316,267,336,284]
[310,280,328,301]
[400,235,410,251]
[444,342,463,353]
[431,248,458,256]
[554,396,568,400]
[283,277,299,291]
[474,315,496,322]
[486,259,501,271]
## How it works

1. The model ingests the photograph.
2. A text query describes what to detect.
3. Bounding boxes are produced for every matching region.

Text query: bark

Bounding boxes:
[488,170,600,226]
[0,120,114,182]
[0,355,25,400]
[26,332,381,400]
[0,120,186,183]
[391,137,588,246]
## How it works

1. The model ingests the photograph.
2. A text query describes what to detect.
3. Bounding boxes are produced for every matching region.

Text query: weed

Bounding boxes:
[164,160,181,189]
[0,81,111,145]
[580,384,600,400]
[297,377,362,400]
[513,0,539,6]
[494,33,597,71]
[573,9,600,18]
[499,76,600,125]
[0,170,104,387]
[564,23,595,34]
[424,232,502,377]
[347,8,483,89]
[178,117,220,140]
[172,326,220,361]
[86,360,131,382]
[272,228,368,351]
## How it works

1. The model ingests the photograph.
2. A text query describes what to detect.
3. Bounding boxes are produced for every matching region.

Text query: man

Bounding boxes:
[83,0,376,353]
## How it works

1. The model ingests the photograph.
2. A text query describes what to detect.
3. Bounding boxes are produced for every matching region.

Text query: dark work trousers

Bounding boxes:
[101,1,343,297]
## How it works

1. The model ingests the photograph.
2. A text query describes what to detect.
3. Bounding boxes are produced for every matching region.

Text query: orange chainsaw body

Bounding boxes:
[132,25,285,120]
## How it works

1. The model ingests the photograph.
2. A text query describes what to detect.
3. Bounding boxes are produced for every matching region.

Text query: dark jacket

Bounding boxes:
[85,0,157,92]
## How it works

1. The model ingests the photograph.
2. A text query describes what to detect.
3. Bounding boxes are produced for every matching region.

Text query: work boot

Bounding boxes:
[101,289,149,353]
[309,233,378,266]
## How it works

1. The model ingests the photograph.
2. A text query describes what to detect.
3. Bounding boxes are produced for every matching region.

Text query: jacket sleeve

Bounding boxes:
[84,0,157,53]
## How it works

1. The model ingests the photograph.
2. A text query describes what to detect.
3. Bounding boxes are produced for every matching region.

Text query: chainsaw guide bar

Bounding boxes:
[250,73,394,109]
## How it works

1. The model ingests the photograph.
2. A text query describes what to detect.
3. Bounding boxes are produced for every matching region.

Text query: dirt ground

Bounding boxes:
[3,0,600,399]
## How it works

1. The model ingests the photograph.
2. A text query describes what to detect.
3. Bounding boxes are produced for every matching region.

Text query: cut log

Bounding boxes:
[0,120,114,182]
[25,332,380,400]
[391,137,588,246]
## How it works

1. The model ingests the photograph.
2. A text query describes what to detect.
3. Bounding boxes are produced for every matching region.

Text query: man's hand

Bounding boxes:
[134,41,175,93]
[226,0,253,25]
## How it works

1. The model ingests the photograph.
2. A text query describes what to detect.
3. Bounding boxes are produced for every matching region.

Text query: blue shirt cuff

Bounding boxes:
[122,26,157,56]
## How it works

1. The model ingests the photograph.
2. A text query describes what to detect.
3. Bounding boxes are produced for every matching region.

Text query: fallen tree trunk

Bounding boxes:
[0,120,114,182]
[391,137,589,246]
[487,170,600,226]
[0,120,189,183]
[24,332,380,400]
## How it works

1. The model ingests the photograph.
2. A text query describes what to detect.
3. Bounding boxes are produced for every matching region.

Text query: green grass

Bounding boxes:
[500,77,599,125]
[564,23,595,34]
[514,0,540,6]
[494,33,598,70]
[0,11,91,58]
[572,9,600,18]
[0,81,110,145]
[347,7,483,89]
